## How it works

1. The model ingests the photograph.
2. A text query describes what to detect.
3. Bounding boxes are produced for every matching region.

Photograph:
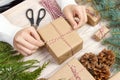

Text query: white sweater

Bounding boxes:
[0,0,14,7]
[0,0,76,46]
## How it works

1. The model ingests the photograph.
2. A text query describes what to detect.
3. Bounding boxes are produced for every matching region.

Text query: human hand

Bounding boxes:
[13,27,44,56]
[63,5,88,29]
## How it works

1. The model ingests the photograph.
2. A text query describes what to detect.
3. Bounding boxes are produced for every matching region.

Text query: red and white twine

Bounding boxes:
[40,0,64,19]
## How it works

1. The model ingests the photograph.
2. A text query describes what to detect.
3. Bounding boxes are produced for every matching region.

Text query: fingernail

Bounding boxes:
[73,25,78,29]
[39,41,44,46]
[74,17,80,23]
[41,42,45,46]
[32,50,37,53]
[35,46,39,49]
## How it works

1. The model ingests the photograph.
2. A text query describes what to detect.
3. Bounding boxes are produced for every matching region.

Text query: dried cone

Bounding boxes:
[89,64,110,80]
[97,49,115,68]
[80,53,98,69]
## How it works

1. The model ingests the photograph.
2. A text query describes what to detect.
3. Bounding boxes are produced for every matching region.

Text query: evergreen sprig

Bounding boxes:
[0,41,13,52]
[81,0,120,72]
[0,42,49,80]
[90,0,120,72]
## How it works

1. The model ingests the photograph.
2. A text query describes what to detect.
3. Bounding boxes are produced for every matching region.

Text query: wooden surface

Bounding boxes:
[3,0,107,79]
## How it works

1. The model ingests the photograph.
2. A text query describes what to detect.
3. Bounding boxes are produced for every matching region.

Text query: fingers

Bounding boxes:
[80,6,87,24]
[63,5,77,28]
[83,6,88,23]
[28,27,44,46]
[77,6,85,27]
[24,33,44,47]
[30,27,40,40]
[13,27,44,56]
[16,37,38,50]
[74,6,83,29]
[63,5,88,29]
[66,13,77,28]
[14,43,37,56]
[76,6,87,28]
[14,37,39,56]
[30,28,44,45]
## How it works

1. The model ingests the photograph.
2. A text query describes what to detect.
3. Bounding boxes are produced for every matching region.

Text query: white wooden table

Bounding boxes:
[3,0,107,79]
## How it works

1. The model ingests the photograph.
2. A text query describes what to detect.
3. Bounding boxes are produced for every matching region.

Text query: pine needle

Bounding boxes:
[90,0,120,72]
[0,42,49,80]
[82,0,120,72]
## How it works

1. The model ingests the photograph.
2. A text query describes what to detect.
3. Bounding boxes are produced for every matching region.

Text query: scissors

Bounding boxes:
[26,8,46,29]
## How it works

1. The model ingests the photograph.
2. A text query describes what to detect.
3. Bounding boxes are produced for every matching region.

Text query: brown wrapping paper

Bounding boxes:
[37,17,83,64]
[94,26,109,41]
[109,72,120,80]
[48,58,95,80]
[86,6,101,26]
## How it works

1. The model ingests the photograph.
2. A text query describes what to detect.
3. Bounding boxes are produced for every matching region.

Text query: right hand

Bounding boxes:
[63,5,88,29]
[13,27,44,56]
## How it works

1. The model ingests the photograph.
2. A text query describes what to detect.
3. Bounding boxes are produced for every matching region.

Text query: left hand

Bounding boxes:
[13,27,44,56]
[63,4,88,29]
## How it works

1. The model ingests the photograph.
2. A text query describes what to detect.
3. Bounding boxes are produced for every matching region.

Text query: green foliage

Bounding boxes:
[92,0,120,21]
[0,41,49,80]
[102,28,120,72]
[0,42,13,52]
[90,0,120,72]
[113,58,120,71]
[82,0,120,72]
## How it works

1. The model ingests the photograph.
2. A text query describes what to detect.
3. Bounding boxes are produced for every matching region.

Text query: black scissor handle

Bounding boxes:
[26,9,34,26]
[36,8,46,26]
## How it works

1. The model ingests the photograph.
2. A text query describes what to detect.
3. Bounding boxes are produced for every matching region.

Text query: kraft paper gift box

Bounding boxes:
[37,17,83,64]
[94,26,109,41]
[109,72,120,80]
[48,58,95,80]
[86,6,101,26]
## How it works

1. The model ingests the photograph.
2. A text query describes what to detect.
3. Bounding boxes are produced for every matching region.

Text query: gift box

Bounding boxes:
[37,17,83,64]
[109,72,120,80]
[94,26,109,41]
[86,6,101,26]
[48,58,95,80]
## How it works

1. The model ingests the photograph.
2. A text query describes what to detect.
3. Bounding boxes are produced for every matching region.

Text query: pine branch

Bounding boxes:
[0,42,13,52]
[103,38,120,47]
[92,0,120,11]
[109,21,120,27]
[112,58,120,72]
[0,41,49,80]
[88,0,120,72]
[13,62,49,80]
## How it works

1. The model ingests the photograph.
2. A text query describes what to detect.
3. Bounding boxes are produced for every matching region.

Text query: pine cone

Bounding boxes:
[97,49,115,67]
[89,64,110,80]
[80,53,98,69]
